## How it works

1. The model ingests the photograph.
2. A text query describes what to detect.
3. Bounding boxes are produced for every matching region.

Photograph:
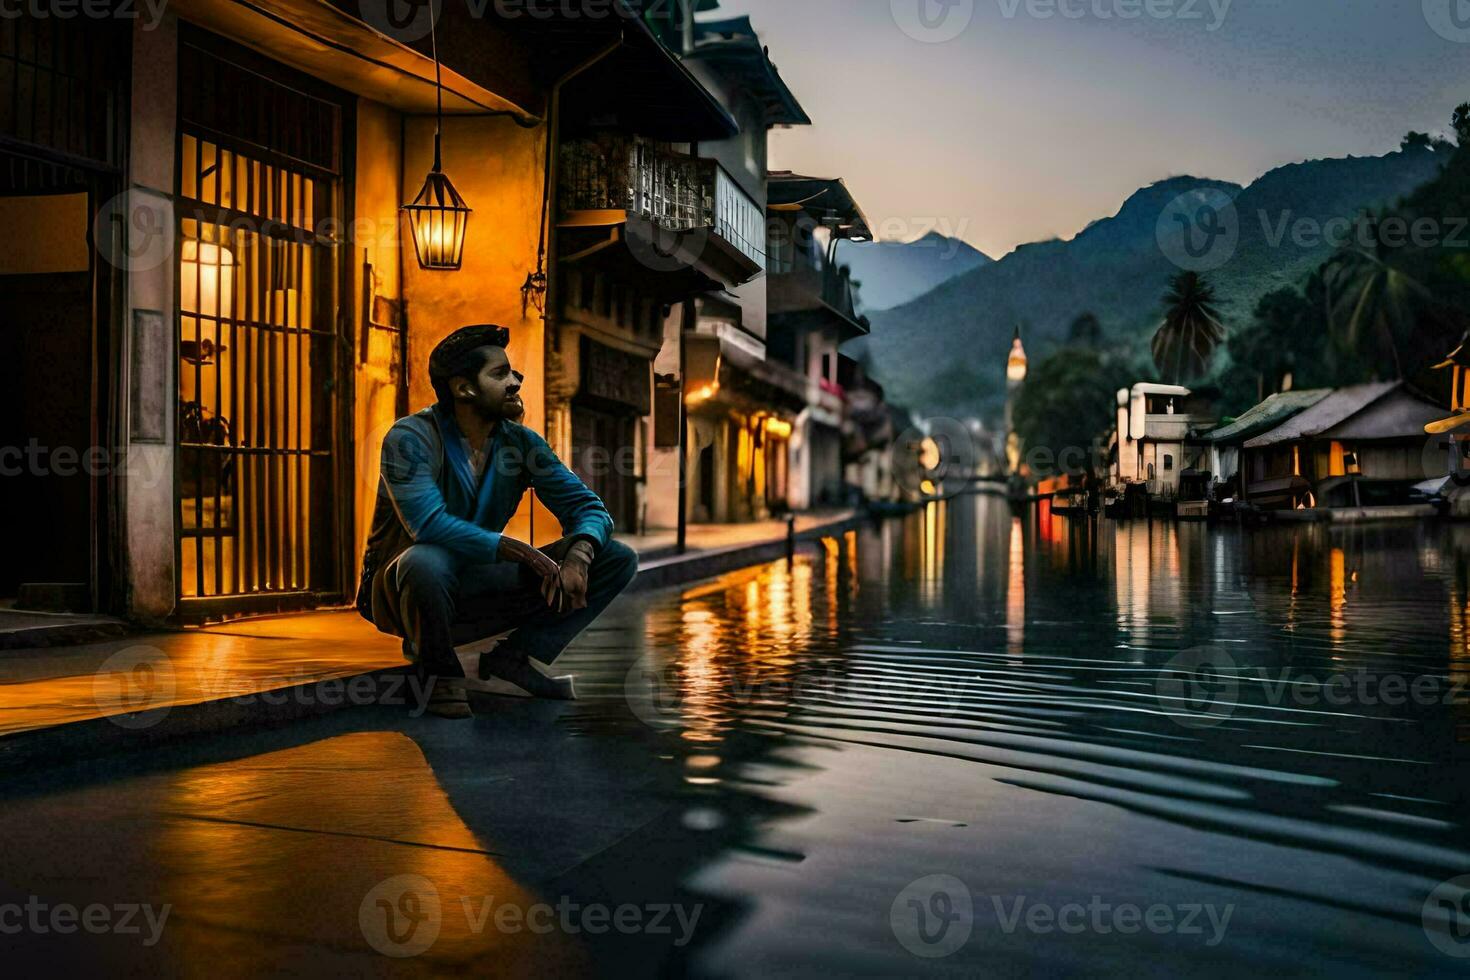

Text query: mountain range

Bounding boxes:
[853,144,1453,417]
[836,232,990,312]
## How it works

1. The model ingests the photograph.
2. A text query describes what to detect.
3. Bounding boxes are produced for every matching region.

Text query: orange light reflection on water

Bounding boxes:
[1006,516,1025,658]
[663,555,819,744]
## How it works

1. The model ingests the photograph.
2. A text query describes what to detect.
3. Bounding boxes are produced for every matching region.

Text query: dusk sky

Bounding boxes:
[715,0,1470,258]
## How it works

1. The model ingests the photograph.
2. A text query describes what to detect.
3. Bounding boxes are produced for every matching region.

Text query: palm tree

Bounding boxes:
[1152,271,1226,383]
[1320,214,1428,379]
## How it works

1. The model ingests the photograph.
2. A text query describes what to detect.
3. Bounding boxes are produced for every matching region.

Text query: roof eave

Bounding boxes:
[624,12,741,140]
[686,36,810,128]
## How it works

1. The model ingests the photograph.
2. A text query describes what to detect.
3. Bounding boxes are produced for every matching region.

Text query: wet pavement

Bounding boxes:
[3,493,1470,975]
[0,511,858,739]
[0,612,403,736]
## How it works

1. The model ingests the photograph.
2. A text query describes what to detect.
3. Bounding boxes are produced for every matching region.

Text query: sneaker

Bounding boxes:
[426,677,473,719]
[475,651,577,700]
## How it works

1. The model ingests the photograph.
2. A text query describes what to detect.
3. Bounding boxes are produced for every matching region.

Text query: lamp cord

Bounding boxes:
[431,0,442,173]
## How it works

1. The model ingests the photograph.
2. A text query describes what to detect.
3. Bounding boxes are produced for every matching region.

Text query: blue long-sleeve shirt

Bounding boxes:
[369,405,613,569]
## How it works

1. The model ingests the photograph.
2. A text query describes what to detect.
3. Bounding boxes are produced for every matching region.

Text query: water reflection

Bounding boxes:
[577,495,1470,975]
[635,555,829,744]
[613,494,1470,805]
[1006,514,1024,657]
[7,496,1470,975]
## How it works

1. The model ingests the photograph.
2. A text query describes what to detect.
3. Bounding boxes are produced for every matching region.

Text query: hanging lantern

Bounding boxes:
[404,150,471,270]
[402,5,470,271]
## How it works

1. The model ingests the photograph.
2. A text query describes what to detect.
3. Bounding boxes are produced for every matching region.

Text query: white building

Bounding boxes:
[1111,383,1213,499]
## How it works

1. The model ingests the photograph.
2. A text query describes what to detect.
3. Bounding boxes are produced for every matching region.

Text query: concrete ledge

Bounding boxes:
[0,668,418,773]
[1268,509,1328,523]
[627,513,867,593]
[1269,505,1438,524]
[0,620,134,653]
[1323,504,1438,523]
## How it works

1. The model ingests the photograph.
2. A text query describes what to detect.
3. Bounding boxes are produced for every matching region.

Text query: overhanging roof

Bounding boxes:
[539,5,739,141]
[176,0,741,139]
[1207,389,1331,445]
[768,172,872,241]
[689,16,811,127]
[686,334,806,413]
[770,304,868,343]
[176,0,540,118]
[1245,382,1399,448]
[1320,387,1447,441]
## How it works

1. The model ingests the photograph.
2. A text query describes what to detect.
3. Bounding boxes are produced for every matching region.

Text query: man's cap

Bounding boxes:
[428,324,510,384]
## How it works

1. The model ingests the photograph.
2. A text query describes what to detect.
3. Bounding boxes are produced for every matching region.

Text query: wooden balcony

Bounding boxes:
[558,135,764,292]
[767,254,869,342]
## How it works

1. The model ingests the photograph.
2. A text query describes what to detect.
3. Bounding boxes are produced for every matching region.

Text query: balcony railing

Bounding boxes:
[823,263,862,322]
[767,213,866,322]
[713,165,765,271]
[560,135,765,272]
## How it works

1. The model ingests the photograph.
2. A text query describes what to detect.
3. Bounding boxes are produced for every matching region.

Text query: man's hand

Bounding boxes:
[497,536,560,580]
[502,537,594,614]
[555,541,595,612]
[540,541,593,613]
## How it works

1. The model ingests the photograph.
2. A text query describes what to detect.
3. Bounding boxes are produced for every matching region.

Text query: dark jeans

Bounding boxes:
[380,537,638,681]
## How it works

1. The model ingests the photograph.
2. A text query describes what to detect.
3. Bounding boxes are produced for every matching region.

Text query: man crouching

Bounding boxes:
[357,324,638,719]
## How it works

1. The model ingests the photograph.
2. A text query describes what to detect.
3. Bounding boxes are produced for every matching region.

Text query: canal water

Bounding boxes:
[576,491,1470,976]
[3,491,1468,975]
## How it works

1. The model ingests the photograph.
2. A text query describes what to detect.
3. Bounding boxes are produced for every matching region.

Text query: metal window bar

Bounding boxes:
[560,134,710,231]
[560,136,768,273]
[177,132,338,602]
[0,17,123,169]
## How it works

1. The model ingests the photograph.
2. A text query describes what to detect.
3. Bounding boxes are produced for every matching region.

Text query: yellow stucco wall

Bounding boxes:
[352,98,405,565]
[401,113,547,424]
[398,113,555,547]
[351,109,596,562]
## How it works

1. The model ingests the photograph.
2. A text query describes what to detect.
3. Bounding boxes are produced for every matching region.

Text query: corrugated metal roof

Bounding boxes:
[1207,389,1331,444]
[1244,381,1398,448]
